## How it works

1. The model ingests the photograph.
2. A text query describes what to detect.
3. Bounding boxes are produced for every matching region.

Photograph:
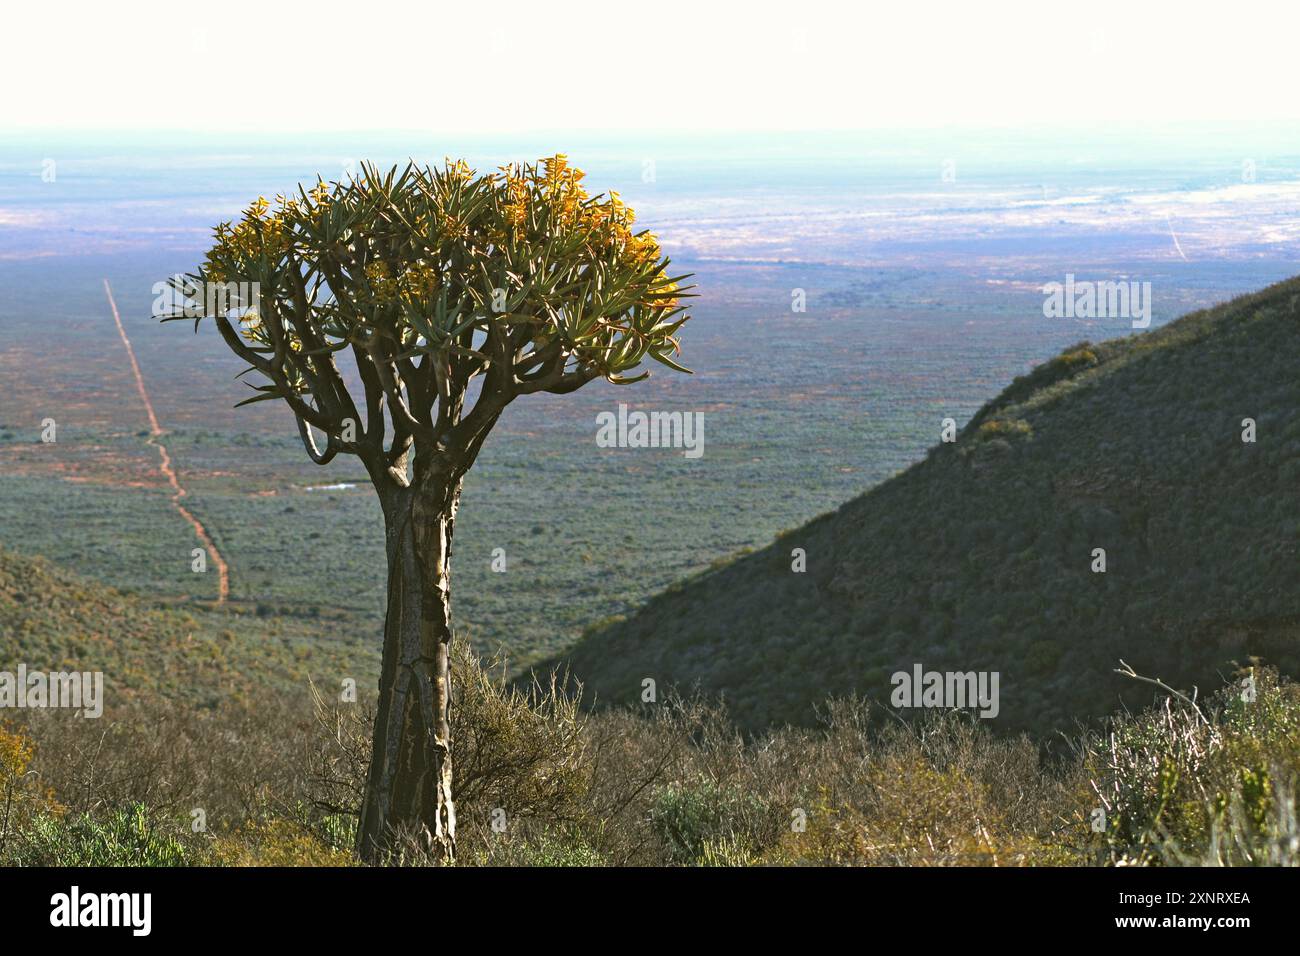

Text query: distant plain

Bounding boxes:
[2,126,1297,683]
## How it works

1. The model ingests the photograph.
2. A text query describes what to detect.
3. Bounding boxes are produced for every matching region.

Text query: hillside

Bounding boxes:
[556,278,1300,734]
[0,545,376,709]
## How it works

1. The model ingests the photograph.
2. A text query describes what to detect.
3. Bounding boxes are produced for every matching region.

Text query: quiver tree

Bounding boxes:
[164,156,692,861]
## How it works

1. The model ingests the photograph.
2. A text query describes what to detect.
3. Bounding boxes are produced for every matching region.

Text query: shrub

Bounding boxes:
[205,817,353,867]
[8,804,192,867]
[1056,346,1099,370]
[305,638,592,862]
[1084,666,1300,865]
[7,656,1297,868]
[0,722,62,860]
[975,418,1033,441]
[650,777,771,865]
[464,829,605,867]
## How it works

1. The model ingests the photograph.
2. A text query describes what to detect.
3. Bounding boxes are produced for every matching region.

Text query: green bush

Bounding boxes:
[650,777,770,865]
[974,418,1032,441]
[9,804,192,867]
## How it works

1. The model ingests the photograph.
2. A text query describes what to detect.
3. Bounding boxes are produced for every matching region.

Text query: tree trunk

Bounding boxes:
[356,471,462,863]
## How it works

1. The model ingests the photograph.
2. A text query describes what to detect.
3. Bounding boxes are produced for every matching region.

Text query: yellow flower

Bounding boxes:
[439,215,464,242]
[365,261,398,300]
[541,154,570,190]
[398,261,440,303]
[501,170,531,231]
[0,722,34,778]
[238,309,264,342]
[624,231,660,262]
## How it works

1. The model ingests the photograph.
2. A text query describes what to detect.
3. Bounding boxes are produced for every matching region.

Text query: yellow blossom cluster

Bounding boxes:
[364,259,440,307]
[365,261,398,299]
[194,158,686,367]
[489,157,668,287]
[500,166,531,232]
[444,158,473,182]
[205,193,298,281]
[401,261,441,303]
[539,153,587,224]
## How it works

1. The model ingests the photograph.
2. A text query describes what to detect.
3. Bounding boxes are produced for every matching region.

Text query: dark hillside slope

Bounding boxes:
[559,278,1300,734]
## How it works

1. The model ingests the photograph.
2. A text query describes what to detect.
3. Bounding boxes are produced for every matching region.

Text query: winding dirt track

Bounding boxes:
[103,278,230,604]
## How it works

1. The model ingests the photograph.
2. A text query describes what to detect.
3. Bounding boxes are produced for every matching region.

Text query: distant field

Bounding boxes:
[1,255,1291,669]
[3,130,1299,670]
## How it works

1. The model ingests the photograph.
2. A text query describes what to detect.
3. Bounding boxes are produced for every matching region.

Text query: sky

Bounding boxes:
[4,0,1300,133]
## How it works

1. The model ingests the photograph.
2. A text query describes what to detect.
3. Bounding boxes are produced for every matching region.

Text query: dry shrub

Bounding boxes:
[205,817,353,867]
[17,692,319,823]
[8,647,1297,868]
[304,638,593,863]
[1081,665,1300,865]
[755,703,1080,866]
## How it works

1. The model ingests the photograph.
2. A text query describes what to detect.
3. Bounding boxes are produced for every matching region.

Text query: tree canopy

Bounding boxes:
[169,156,692,483]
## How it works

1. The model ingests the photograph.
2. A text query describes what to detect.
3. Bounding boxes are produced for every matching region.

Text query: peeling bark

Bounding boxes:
[357,470,462,863]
